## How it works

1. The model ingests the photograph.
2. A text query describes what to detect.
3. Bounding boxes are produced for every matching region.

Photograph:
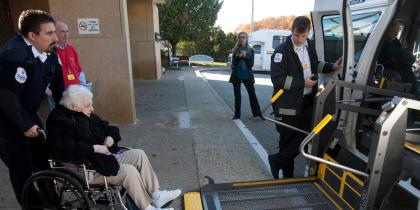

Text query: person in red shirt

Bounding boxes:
[55,20,87,88]
[46,20,88,109]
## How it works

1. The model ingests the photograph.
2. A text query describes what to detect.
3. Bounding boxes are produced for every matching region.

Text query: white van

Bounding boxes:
[248,29,291,71]
[313,0,420,208]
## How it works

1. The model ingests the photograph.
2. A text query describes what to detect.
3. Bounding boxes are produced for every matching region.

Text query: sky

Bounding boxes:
[216,0,315,32]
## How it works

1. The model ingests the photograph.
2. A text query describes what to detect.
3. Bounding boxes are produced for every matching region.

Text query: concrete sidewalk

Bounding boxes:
[0,66,270,209]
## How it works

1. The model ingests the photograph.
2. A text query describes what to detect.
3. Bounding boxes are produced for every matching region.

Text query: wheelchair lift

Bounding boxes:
[183,80,420,210]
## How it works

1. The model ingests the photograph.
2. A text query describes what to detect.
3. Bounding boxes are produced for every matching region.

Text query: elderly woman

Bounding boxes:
[46,85,180,210]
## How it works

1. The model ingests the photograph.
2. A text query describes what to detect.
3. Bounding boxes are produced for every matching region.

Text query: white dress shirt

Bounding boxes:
[22,36,48,63]
[292,39,312,95]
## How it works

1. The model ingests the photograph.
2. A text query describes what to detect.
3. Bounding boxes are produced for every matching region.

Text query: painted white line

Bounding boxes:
[232,119,270,170]
[196,69,271,175]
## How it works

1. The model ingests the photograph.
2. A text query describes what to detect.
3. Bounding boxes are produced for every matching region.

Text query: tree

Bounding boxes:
[234,14,309,33]
[193,27,236,62]
[158,0,223,56]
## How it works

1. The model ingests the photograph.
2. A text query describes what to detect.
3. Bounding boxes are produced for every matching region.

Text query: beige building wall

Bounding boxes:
[127,0,163,80]
[49,0,136,123]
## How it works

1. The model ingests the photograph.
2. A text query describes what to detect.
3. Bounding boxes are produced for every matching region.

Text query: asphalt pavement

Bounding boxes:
[201,68,307,176]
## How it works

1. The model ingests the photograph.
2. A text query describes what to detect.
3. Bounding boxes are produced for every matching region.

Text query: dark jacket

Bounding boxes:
[229,47,255,83]
[270,36,334,116]
[379,38,415,70]
[378,38,417,94]
[46,105,121,176]
[0,35,64,138]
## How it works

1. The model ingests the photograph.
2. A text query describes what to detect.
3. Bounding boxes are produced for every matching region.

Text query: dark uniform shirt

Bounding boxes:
[270,36,334,116]
[0,35,64,137]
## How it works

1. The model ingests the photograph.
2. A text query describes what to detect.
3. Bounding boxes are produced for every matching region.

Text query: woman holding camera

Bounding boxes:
[229,32,263,120]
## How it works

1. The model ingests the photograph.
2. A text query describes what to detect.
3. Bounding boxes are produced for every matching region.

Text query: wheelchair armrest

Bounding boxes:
[48,159,97,187]
[118,146,133,151]
[49,159,84,166]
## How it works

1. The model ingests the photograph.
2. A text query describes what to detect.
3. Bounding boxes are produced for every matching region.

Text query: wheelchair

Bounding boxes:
[21,144,137,209]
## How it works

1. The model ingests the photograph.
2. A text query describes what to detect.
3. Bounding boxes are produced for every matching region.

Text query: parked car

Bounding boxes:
[188,55,214,66]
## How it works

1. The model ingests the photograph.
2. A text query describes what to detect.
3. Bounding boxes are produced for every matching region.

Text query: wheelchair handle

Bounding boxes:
[37,128,46,141]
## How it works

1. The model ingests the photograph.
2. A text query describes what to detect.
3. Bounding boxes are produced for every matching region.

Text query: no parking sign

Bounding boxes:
[77,18,100,34]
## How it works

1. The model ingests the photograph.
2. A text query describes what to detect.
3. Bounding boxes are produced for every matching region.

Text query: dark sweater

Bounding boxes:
[0,35,64,137]
[46,105,121,176]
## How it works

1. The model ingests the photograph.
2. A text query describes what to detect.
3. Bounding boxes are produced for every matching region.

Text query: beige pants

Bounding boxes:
[90,149,160,210]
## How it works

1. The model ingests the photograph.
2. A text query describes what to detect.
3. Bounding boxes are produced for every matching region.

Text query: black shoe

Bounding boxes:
[232,115,240,120]
[283,174,294,178]
[268,154,279,179]
[253,113,265,120]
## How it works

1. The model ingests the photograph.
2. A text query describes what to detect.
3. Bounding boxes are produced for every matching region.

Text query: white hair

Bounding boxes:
[59,85,93,110]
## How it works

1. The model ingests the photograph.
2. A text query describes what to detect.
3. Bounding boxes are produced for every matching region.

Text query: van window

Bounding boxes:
[272,35,287,49]
[253,44,262,54]
[322,12,381,63]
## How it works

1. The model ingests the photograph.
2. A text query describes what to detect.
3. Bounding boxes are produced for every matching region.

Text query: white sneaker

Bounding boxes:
[152,189,182,208]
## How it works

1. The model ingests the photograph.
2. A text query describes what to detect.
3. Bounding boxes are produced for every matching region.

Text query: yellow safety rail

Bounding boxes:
[313,114,333,134]
[261,89,284,113]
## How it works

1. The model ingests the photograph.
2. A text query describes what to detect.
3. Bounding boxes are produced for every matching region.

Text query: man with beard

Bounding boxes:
[0,9,64,205]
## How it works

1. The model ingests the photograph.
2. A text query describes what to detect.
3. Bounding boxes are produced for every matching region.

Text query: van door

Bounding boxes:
[311,0,354,159]
[252,42,263,70]
[313,0,396,156]
[313,0,355,84]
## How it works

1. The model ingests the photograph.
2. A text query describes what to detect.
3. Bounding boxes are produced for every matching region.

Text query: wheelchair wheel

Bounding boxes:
[53,167,88,187]
[22,170,91,210]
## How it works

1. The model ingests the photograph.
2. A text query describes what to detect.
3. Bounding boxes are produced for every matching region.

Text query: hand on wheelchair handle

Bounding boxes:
[103,136,114,147]
[24,125,40,138]
[93,144,110,154]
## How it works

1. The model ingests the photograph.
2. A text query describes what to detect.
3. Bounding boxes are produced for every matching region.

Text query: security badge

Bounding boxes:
[302,63,310,69]
[67,74,75,81]
[274,53,282,63]
[15,67,27,84]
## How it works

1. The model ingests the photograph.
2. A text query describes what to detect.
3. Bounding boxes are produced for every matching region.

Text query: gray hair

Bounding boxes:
[59,85,93,110]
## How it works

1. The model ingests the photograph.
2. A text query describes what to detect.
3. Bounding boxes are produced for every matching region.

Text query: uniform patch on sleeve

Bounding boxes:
[274,53,282,63]
[15,67,27,84]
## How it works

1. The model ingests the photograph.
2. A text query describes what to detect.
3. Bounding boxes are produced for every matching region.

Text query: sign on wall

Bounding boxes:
[77,18,100,34]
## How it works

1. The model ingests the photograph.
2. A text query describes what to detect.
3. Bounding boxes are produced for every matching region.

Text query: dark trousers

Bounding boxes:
[271,96,313,177]
[0,134,49,205]
[232,80,262,117]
